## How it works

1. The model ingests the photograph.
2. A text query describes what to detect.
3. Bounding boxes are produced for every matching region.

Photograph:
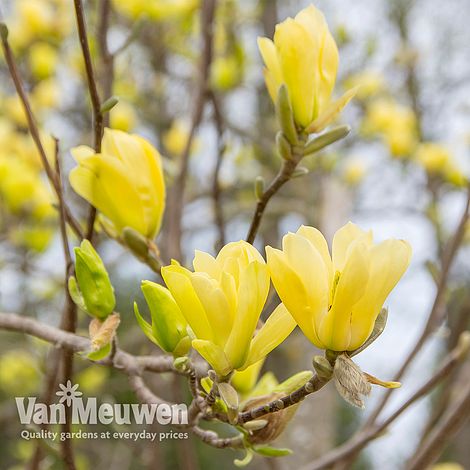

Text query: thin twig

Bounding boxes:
[246,157,299,244]
[73,0,104,241]
[210,91,226,251]
[239,373,330,424]
[166,0,217,261]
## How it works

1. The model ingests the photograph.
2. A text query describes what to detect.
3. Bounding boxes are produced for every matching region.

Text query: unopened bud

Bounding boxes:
[254,176,265,201]
[100,95,119,113]
[291,166,309,179]
[72,240,115,319]
[243,419,268,431]
[303,125,351,157]
[312,355,334,380]
[90,313,120,351]
[122,226,149,260]
[276,132,292,160]
[0,23,8,41]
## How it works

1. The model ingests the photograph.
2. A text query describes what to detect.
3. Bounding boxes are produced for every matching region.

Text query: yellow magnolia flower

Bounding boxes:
[362,98,418,157]
[266,223,411,352]
[161,241,296,377]
[69,128,165,239]
[342,158,367,186]
[415,142,466,187]
[110,101,137,132]
[258,4,355,130]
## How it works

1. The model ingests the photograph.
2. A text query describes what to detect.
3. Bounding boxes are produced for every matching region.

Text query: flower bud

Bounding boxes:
[70,240,115,319]
[275,131,293,160]
[303,125,351,157]
[134,281,190,356]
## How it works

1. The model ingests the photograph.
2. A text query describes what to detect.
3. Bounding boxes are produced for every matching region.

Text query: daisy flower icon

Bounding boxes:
[56,380,83,406]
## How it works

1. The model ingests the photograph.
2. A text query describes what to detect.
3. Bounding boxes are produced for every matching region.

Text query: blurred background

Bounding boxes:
[0,0,469,469]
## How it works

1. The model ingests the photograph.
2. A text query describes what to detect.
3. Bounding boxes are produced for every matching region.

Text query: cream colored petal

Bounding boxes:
[275,18,318,127]
[332,221,372,272]
[266,246,325,348]
[192,339,232,377]
[224,261,269,370]
[161,265,213,341]
[243,303,297,369]
[319,242,370,351]
[190,273,232,347]
[348,239,412,350]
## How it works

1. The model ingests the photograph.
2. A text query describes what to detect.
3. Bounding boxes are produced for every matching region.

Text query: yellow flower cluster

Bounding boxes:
[415,143,466,187]
[0,120,56,252]
[362,98,418,157]
[114,0,198,21]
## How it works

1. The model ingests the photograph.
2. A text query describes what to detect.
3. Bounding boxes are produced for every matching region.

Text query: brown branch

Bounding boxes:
[363,185,470,427]
[192,426,244,448]
[0,25,83,239]
[73,0,105,241]
[239,373,330,424]
[302,333,470,470]
[166,0,217,261]
[246,157,299,244]
[406,378,470,470]
[210,91,226,251]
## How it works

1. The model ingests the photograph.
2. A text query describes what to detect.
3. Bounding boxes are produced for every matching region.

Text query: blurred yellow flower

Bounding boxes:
[162,119,197,156]
[0,351,40,396]
[342,158,367,186]
[32,78,60,109]
[28,42,58,79]
[344,71,384,100]
[162,241,296,376]
[362,98,418,156]
[432,464,465,470]
[4,96,28,128]
[69,128,166,239]
[266,223,411,351]
[115,0,198,21]
[258,4,354,130]
[210,56,242,91]
[415,143,467,187]
[110,101,137,132]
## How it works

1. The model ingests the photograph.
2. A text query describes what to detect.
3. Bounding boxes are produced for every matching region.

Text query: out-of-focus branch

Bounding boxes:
[302,332,470,470]
[210,91,226,251]
[0,25,83,239]
[406,378,470,470]
[73,0,105,241]
[166,0,217,261]
[364,185,470,427]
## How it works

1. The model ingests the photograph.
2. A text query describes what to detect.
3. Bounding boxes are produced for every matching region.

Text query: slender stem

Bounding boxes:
[210,91,226,251]
[73,0,104,241]
[246,157,299,244]
[166,0,217,261]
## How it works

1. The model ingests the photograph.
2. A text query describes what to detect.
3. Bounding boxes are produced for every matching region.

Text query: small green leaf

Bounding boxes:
[87,343,111,361]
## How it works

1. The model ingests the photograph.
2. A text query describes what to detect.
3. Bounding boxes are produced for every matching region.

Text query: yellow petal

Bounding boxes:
[224,261,269,370]
[266,246,325,348]
[296,225,334,288]
[257,37,283,102]
[275,18,318,127]
[190,273,232,347]
[243,303,297,369]
[70,145,95,163]
[69,154,147,235]
[294,5,338,112]
[193,250,220,279]
[348,239,412,349]
[192,339,232,377]
[319,241,370,351]
[306,87,357,133]
[332,221,372,272]
[161,265,213,342]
